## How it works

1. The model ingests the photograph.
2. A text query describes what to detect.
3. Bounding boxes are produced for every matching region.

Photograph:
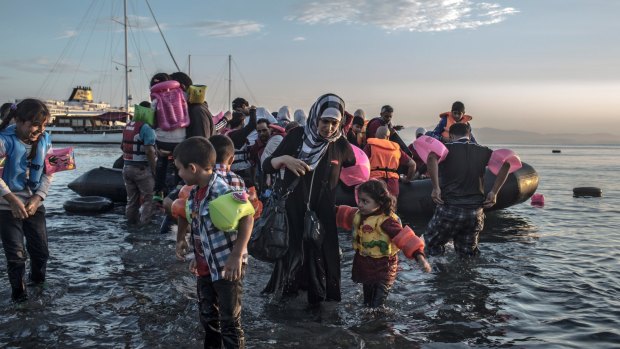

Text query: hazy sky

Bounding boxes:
[1,0,619,133]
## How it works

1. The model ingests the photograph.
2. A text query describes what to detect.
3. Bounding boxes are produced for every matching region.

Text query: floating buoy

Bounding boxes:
[573,187,602,198]
[552,150,561,153]
[531,193,545,207]
[64,196,114,214]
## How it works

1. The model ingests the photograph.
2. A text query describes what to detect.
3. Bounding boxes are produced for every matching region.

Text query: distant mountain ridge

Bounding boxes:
[399,127,620,145]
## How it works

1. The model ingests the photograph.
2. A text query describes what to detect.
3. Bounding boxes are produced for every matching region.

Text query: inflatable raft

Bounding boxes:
[68,167,127,203]
[68,163,538,218]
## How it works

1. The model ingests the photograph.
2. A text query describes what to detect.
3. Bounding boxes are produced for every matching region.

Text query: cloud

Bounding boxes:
[293,36,306,41]
[186,20,263,38]
[56,30,78,40]
[287,0,518,32]
[1,58,86,74]
[111,15,162,32]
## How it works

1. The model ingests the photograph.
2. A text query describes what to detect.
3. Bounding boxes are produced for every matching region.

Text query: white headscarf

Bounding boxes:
[277,106,292,123]
[293,109,307,124]
[255,107,277,123]
[298,93,345,170]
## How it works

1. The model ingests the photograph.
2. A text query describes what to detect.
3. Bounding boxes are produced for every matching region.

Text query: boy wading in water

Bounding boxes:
[174,136,253,349]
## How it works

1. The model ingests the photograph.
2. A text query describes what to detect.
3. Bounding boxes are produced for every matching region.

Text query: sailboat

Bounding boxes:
[41,0,174,144]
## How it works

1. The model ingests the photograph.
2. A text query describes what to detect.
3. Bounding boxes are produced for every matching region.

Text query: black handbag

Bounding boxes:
[303,169,324,248]
[248,177,300,262]
[302,146,335,249]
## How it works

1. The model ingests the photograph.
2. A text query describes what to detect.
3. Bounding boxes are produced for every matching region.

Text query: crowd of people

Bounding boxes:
[0,71,514,348]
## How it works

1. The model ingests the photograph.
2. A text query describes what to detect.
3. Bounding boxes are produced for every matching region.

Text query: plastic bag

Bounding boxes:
[248,177,300,263]
[45,147,76,174]
[248,194,289,262]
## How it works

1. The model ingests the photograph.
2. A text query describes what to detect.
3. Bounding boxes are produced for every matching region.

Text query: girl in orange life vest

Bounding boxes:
[335,180,431,308]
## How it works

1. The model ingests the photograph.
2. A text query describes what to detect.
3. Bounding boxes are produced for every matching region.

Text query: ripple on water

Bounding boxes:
[2,144,620,347]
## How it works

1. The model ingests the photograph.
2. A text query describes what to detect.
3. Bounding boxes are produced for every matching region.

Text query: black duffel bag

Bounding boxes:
[248,177,300,262]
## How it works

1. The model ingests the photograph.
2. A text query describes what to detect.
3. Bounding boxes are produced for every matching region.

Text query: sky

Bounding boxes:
[1,0,619,134]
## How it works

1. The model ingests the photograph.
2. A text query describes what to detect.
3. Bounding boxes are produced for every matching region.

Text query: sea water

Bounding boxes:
[1,144,619,348]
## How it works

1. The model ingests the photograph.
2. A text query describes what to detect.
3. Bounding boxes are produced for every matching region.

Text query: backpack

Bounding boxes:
[150,80,189,131]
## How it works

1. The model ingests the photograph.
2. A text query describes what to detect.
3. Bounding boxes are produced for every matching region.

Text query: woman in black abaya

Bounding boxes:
[262,93,355,305]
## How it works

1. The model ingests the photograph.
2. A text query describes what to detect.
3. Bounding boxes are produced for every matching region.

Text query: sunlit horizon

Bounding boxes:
[0,0,618,136]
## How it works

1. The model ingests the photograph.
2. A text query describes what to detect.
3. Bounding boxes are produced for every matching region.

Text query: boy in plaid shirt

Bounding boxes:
[173,137,253,349]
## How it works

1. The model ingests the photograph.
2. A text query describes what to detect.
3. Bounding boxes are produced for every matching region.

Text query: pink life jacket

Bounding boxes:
[150,80,189,131]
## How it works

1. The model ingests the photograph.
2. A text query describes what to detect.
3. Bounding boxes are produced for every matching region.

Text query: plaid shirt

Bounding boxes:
[215,163,246,192]
[189,172,248,281]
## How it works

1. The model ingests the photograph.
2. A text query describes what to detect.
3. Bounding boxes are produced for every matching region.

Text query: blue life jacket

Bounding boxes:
[0,124,51,191]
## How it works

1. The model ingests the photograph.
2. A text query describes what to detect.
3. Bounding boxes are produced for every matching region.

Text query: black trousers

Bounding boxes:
[197,273,245,349]
[0,208,48,300]
[154,141,180,194]
[363,282,391,308]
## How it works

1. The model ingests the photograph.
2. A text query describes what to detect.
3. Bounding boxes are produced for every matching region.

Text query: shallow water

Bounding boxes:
[1,144,619,348]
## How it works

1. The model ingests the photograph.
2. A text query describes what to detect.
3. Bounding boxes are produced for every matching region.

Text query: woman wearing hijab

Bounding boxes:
[293,109,307,125]
[262,93,355,305]
[277,105,292,127]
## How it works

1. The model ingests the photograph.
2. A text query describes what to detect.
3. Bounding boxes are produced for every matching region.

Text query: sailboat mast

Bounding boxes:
[228,54,232,110]
[123,0,129,112]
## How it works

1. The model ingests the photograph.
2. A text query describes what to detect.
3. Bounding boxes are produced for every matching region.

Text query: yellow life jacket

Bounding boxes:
[440,111,473,139]
[352,212,400,258]
[367,138,401,180]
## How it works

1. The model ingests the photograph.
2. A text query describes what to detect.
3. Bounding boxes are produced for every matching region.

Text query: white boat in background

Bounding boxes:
[29,0,185,145]
[44,86,131,144]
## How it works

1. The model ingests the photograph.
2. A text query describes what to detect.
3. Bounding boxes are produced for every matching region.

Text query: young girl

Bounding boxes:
[0,99,52,302]
[336,179,431,308]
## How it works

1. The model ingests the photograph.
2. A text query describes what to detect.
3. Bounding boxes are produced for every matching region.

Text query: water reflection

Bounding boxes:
[482,210,540,244]
[424,259,507,346]
[2,143,620,347]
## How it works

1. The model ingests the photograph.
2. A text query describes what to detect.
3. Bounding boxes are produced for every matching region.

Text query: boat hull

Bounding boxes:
[48,129,122,144]
[68,167,127,202]
[67,163,539,218]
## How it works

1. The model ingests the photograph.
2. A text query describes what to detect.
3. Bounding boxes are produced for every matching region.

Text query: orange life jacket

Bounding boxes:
[367,138,401,180]
[440,111,473,139]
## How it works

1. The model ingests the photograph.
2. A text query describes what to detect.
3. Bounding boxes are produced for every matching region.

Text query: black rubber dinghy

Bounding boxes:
[68,167,127,202]
[335,162,539,217]
[68,163,538,218]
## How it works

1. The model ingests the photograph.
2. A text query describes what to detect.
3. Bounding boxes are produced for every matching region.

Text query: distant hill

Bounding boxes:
[399,127,620,145]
